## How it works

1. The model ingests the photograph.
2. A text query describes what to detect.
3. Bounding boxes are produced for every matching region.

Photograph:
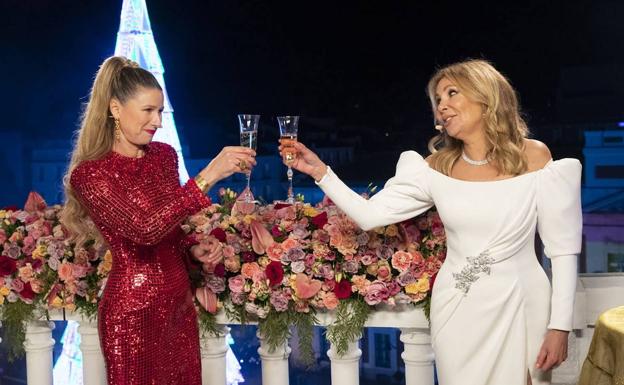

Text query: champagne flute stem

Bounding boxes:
[287,166,294,204]
[245,171,252,203]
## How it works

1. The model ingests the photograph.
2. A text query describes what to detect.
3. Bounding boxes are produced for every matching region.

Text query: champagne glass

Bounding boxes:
[238,114,260,203]
[277,116,299,204]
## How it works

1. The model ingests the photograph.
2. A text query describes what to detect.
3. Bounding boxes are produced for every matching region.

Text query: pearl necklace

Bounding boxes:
[461,150,489,166]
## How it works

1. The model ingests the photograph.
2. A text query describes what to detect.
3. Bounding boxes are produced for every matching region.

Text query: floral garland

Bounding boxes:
[185,188,446,362]
[0,190,446,364]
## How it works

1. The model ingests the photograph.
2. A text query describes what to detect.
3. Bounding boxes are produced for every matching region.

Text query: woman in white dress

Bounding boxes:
[279,59,582,385]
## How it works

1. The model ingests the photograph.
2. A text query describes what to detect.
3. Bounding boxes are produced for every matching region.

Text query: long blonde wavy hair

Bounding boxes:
[426,59,529,176]
[60,56,162,246]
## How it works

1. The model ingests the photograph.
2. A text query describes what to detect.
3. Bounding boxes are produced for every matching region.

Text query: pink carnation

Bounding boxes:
[391,251,413,272]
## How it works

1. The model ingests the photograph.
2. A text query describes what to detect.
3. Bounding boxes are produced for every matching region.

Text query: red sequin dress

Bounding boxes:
[70,142,210,385]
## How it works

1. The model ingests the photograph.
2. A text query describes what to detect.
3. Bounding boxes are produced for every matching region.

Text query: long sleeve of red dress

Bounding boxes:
[70,142,209,385]
[70,143,210,245]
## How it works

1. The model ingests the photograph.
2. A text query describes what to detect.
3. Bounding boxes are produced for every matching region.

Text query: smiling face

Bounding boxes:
[109,86,164,147]
[433,77,485,141]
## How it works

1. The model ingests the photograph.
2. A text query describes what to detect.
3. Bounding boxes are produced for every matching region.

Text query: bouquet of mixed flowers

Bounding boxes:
[184,188,446,362]
[0,193,108,360]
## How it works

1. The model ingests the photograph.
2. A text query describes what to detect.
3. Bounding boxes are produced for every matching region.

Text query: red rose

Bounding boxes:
[271,225,284,238]
[265,261,284,287]
[311,212,328,229]
[210,228,227,242]
[274,203,292,210]
[2,205,18,211]
[0,256,17,276]
[333,279,352,299]
[20,282,35,301]
[213,263,226,277]
[242,251,256,263]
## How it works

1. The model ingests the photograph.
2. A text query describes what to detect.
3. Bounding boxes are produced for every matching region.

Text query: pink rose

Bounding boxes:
[364,281,389,305]
[223,245,236,259]
[228,275,245,293]
[360,252,378,266]
[23,235,35,248]
[266,243,284,262]
[281,238,299,252]
[11,278,25,292]
[0,229,6,244]
[376,262,392,282]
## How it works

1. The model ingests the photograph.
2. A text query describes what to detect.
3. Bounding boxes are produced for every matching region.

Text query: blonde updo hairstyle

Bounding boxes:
[61,56,162,246]
[426,59,529,176]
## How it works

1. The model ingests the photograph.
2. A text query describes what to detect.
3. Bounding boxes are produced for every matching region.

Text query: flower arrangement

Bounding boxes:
[184,188,446,363]
[0,189,446,365]
[0,193,108,360]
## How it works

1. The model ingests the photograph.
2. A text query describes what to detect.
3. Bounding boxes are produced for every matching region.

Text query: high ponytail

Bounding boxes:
[60,56,161,246]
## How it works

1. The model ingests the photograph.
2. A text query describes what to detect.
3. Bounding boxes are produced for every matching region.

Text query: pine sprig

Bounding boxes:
[257,309,291,353]
[197,309,223,337]
[1,301,37,362]
[291,310,318,368]
[325,297,371,357]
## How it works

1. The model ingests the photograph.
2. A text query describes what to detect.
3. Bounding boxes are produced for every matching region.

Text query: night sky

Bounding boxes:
[1,0,621,159]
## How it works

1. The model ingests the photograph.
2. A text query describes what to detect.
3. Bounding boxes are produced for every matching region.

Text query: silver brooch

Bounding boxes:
[453,250,495,294]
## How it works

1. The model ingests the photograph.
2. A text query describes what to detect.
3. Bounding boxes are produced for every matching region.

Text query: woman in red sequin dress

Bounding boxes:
[61,56,256,385]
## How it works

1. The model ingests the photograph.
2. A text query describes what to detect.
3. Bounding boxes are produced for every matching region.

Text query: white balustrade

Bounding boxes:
[19,306,433,385]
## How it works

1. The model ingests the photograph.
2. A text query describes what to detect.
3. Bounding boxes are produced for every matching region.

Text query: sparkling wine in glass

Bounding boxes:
[238,114,260,203]
[277,116,299,204]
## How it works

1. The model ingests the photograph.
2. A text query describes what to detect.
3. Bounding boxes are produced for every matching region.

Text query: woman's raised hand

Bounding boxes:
[198,146,256,187]
[278,141,328,182]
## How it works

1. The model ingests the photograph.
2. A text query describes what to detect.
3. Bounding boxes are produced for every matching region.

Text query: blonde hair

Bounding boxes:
[61,56,162,246]
[425,59,529,176]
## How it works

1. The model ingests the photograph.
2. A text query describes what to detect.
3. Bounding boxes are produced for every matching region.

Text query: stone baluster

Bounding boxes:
[400,328,435,385]
[200,325,230,385]
[77,320,107,385]
[24,320,55,385]
[327,336,362,385]
[257,330,291,385]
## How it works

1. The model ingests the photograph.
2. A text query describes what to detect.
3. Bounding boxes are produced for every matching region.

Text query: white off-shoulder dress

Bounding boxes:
[316,151,582,385]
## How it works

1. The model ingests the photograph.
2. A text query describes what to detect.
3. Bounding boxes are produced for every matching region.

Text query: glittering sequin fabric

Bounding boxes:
[71,142,210,385]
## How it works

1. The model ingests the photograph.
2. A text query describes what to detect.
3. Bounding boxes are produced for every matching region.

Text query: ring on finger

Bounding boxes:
[238,160,247,170]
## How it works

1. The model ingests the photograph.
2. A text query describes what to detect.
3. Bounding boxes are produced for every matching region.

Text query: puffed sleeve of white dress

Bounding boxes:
[536,159,583,331]
[315,150,434,231]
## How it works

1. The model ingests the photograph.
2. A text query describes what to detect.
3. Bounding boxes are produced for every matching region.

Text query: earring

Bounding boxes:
[114,118,121,142]
[434,123,443,131]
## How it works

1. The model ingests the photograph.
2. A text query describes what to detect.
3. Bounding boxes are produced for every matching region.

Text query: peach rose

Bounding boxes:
[58,262,74,282]
[241,262,261,279]
[322,291,339,310]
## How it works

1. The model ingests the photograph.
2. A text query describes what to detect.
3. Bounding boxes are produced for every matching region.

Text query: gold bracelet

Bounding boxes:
[194,174,210,194]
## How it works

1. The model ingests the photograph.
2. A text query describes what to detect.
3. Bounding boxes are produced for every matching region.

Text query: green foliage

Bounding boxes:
[257,310,291,353]
[325,297,371,357]
[1,301,36,362]
[197,309,222,338]
[290,310,317,368]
